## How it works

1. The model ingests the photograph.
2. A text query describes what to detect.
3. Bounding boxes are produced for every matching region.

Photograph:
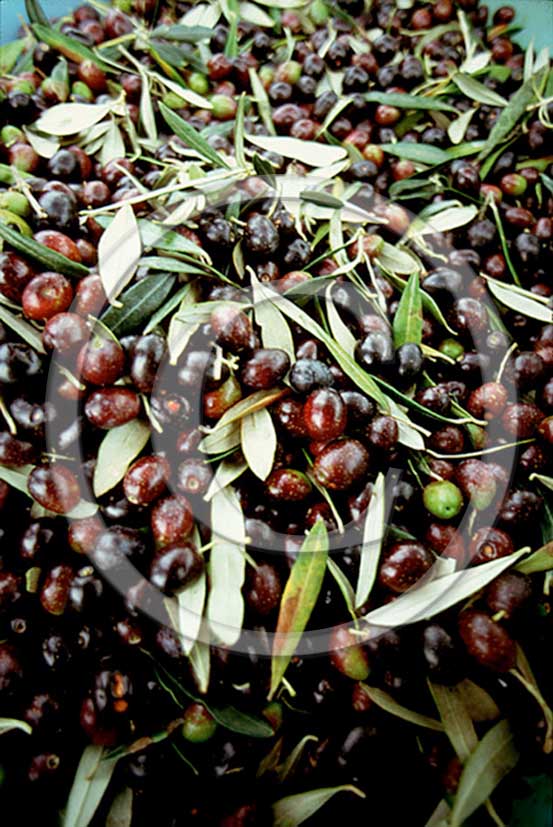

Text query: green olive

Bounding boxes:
[423,480,464,520]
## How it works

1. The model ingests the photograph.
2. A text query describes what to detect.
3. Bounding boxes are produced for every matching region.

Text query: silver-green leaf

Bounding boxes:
[93,420,150,497]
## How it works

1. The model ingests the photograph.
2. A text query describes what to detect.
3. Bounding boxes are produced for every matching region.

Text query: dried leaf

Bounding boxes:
[360,685,444,731]
[392,270,422,348]
[35,102,111,136]
[106,788,133,827]
[449,720,519,827]
[448,108,476,145]
[273,785,365,827]
[93,420,150,497]
[487,278,553,323]
[355,473,385,609]
[269,521,328,699]
[63,746,119,827]
[246,134,347,167]
[98,204,142,305]
[206,487,246,646]
[363,549,528,628]
[241,407,276,481]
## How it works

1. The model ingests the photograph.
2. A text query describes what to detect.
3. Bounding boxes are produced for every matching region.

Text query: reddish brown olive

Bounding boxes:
[27,464,80,514]
[458,610,516,672]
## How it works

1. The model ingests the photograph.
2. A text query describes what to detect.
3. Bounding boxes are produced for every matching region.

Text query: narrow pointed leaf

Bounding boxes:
[360,685,444,731]
[273,785,365,827]
[393,270,423,348]
[355,473,385,608]
[159,102,230,169]
[270,521,328,699]
[101,274,175,336]
[93,420,150,497]
[0,717,32,736]
[63,746,119,827]
[241,407,277,481]
[98,204,142,305]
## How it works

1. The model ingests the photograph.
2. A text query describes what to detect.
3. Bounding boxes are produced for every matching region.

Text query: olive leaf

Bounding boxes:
[252,273,295,359]
[486,278,553,323]
[456,680,500,723]
[149,71,212,110]
[164,564,206,657]
[239,1,274,27]
[449,720,519,827]
[300,191,344,209]
[188,633,211,693]
[234,93,247,168]
[0,464,35,496]
[429,681,478,760]
[106,787,133,827]
[159,102,231,169]
[93,420,150,498]
[327,559,356,620]
[363,548,528,628]
[200,421,241,455]
[204,457,248,502]
[380,143,450,165]
[392,270,423,348]
[359,685,444,731]
[0,220,88,278]
[541,173,553,197]
[269,521,329,699]
[452,74,508,107]
[150,23,213,41]
[63,746,119,827]
[355,473,385,609]
[241,407,277,481]
[246,134,347,166]
[209,388,285,433]
[416,205,478,235]
[24,127,60,158]
[0,717,32,736]
[206,487,246,646]
[276,735,319,783]
[364,91,457,112]
[31,24,114,72]
[325,283,357,358]
[248,68,276,135]
[0,39,27,74]
[448,108,476,145]
[377,242,421,275]
[101,273,175,337]
[272,785,365,827]
[98,204,142,305]
[478,66,549,162]
[100,120,126,166]
[35,102,112,137]
[0,304,45,354]
[515,541,553,575]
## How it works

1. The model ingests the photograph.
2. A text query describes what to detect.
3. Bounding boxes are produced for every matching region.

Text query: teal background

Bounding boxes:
[0,0,552,825]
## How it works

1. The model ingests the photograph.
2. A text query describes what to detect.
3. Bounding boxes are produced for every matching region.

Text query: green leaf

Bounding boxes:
[206,487,246,646]
[248,68,276,135]
[324,283,356,358]
[252,273,294,358]
[380,143,450,165]
[159,102,231,169]
[0,39,27,74]
[252,153,277,185]
[359,685,444,731]
[355,473,385,609]
[364,90,457,112]
[234,93,246,168]
[0,220,88,278]
[101,274,175,337]
[151,657,273,737]
[63,746,119,827]
[93,420,150,497]
[429,682,478,760]
[515,540,553,574]
[35,101,111,136]
[241,407,277,481]
[273,785,365,827]
[450,720,519,827]
[478,66,549,162]
[300,190,344,209]
[150,24,213,41]
[541,173,553,197]
[269,521,329,699]
[448,108,476,145]
[452,73,508,107]
[25,0,49,25]
[0,464,34,496]
[393,271,423,348]
[31,24,114,72]
[164,568,206,657]
[0,304,46,354]
[0,717,32,736]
